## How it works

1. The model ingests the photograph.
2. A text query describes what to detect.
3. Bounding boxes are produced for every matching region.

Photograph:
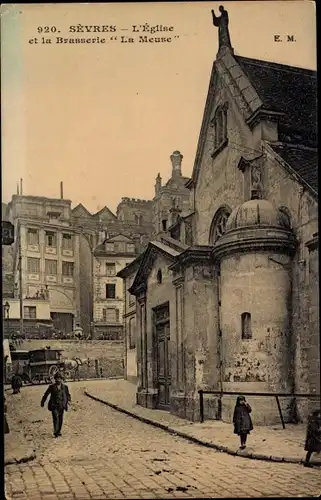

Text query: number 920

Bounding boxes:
[37,26,57,34]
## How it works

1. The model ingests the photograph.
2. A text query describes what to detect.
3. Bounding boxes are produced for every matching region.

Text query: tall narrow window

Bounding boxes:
[162,220,167,231]
[211,103,228,155]
[106,263,116,276]
[45,259,57,275]
[241,312,252,339]
[27,229,39,245]
[106,284,116,299]
[62,261,74,277]
[62,234,73,250]
[27,257,40,273]
[45,231,57,247]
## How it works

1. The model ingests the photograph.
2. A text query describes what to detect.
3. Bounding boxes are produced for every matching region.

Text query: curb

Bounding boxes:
[5,451,36,467]
[84,391,309,466]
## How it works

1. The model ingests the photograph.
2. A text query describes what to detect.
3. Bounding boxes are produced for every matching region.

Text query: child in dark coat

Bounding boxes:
[304,409,321,466]
[233,395,253,449]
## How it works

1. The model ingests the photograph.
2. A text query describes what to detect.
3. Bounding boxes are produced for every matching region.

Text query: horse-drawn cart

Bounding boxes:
[25,348,65,384]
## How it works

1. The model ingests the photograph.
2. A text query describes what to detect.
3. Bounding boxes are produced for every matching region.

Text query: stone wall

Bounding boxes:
[18,339,124,379]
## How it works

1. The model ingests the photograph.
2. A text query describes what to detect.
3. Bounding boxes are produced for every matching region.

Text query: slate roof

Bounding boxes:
[269,143,318,195]
[236,56,317,147]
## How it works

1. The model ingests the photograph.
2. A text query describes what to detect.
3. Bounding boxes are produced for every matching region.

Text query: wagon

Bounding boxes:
[27,348,65,384]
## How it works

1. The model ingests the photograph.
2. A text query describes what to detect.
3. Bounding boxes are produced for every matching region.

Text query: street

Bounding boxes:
[5,381,321,499]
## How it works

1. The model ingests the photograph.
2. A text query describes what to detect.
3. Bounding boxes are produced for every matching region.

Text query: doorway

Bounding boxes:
[154,302,171,410]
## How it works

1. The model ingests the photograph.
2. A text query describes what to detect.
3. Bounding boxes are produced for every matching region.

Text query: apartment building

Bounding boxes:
[93,234,137,339]
[7,194,81,333]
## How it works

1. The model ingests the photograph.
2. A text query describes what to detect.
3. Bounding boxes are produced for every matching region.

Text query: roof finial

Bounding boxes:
[211,5,233,54]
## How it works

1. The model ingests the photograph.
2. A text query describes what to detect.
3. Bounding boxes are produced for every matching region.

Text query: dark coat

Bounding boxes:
[233,403,253,435]
[304,414,321,453]
[41,383,71,412]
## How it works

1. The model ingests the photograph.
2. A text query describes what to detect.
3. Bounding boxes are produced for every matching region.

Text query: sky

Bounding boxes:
[1,1,316,214]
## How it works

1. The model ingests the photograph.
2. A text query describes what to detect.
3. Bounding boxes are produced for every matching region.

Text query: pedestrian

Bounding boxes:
[233,395,253,449]
[40,372,71,438]
[4,397,10,434]
[304,409,321,467]
[11,373,22,394]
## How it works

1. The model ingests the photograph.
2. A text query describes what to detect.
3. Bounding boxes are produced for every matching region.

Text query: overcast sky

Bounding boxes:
[1,1,316,214]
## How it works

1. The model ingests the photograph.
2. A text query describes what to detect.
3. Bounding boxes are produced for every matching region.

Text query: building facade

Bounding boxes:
[93,234,137,339]
[2,296,52,338]
[3,194,154,339]
[120,7,318,424]
[71,197,153,336]
[7,195,81,334]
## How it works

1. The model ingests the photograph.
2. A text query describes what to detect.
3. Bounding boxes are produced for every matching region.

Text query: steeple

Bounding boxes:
[211,5,234,56]
[170,150,183,179]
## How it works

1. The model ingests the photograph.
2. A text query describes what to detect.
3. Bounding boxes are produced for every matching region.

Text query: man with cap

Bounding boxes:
[41,372,71,437]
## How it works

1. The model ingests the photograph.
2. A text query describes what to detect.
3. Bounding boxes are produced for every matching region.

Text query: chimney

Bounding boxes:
[60,181,64,199]
[170,151,183,179]
[16,182,19,195]
[20,178,23,195]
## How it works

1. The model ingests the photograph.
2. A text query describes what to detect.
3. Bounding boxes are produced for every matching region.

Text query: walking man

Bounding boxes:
[40,372,71,437]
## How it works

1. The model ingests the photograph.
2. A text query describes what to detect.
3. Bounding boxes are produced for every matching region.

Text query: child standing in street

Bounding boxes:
[304,409,321,467]
[233,395,253,449]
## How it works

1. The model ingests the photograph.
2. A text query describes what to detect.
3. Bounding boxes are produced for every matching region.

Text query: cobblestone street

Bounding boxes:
[5,381,321,499]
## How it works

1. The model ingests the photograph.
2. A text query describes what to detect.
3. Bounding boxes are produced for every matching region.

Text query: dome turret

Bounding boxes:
[225,199,285,232]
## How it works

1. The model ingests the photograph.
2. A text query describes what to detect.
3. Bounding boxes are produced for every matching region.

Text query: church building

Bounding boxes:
[119,6,318,424]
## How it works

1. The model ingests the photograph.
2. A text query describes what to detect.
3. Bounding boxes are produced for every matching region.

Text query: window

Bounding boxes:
[45,259,57,275]
[162,219,167,231]
[127,243,135,253]
[24,306,36,319]
[102,307,119,323]
[62,261,74,277]
[241,312,252,339]
[106,263,116,276]
[62,234,73,250]
[209,206,231,245]
[27,229,39,245]
[45,231,57,247]
[114,242,125,252]
[27,257,40,273]
[211,103,228,154]
[105,242,114,252]
[157,269,162,284]
[106,284,116,299]
[129,317,136,349]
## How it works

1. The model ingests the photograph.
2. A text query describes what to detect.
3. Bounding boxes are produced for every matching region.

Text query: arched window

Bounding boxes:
[211,103,228,153]
[241,312,252,340]
[157,269,162,284]
[209,206,231,245]
[278,206,292,229]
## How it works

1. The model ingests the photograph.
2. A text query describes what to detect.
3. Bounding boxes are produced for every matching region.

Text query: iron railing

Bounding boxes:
[198,390,321,428]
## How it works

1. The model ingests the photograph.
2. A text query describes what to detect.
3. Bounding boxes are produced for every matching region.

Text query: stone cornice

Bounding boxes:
[246,109,284,130]
[212,226,297,261]
[306,233,319,251]
[169,246,213,272]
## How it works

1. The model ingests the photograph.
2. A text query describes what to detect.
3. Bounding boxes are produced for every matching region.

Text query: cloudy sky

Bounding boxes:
[1,1,316,214]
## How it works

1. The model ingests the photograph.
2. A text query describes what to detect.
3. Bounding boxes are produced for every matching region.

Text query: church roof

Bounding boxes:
[128,240,181,294]
[236,56,317,147]
[269,143,318,196]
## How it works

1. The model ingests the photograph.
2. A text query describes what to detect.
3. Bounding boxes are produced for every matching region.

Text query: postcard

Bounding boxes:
[2,2,319,499]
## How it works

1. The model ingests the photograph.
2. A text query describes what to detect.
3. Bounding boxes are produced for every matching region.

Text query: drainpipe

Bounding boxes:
[217,262,223,419]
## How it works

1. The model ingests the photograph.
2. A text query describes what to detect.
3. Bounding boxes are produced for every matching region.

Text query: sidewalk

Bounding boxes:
[4,392,36,466]
[85,379,321,466]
